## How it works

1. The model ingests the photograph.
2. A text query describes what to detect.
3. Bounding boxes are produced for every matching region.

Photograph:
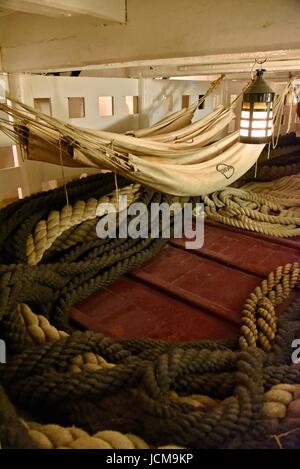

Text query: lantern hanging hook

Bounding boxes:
[251,56,267,79]
[255,57,267,66]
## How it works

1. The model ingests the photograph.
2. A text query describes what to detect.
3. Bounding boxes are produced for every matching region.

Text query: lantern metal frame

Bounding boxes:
[239,69,275,144]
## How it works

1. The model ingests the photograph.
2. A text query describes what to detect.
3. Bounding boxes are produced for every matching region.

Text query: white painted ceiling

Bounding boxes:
[0,1,125,22]
[0,0,299,80]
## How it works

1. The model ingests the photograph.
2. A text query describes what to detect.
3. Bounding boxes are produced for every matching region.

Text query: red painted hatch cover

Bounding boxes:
[71,221,300,342]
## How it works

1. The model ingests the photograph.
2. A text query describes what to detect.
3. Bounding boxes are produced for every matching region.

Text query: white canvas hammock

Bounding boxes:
[0,76,291,197]
[124,135,265,196]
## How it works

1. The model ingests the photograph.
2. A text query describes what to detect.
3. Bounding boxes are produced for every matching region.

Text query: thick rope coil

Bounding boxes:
[43,188,156,262]
[240,297,277,352]
[19,303,68,344]
[204,174,300,238]
[24,421,149,449]
[23,421,185,449]
[1,172,300,449]
[27,184,142,265]
[260,383,300,448]
[238,142,300,184]
[240,263,300,350]
[18,303,114,371]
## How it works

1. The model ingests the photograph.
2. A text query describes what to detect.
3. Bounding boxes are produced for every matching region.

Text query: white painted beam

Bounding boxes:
[0,1,126,22]
[24,50,300,80]
[177,60,300,75]
[12,49,300,75]
[32,49,300,73]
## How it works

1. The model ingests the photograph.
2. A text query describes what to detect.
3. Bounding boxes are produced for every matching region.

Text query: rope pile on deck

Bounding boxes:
[237,132,300,184]
[0,172,300,449]
[204,172,300,237]
[203,133,300,237]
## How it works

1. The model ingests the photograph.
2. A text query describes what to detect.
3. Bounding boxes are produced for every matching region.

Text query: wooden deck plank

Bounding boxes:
[71,276,239,341]
[171,223,300,285]
[71,221,300,342]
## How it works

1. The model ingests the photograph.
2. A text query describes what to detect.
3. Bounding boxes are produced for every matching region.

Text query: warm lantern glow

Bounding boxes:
[239,69,275,144]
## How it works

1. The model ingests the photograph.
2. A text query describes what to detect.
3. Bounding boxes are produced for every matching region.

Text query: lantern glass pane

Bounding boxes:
[240,120,250,128]
[254,102,268,110]
[269,111,273,118]
[267,129,273,136]
[241,111,250,118]
[240,129,249,137]
[251,129,266,137]
[242,102,250,109]
[252,120,268,129]
[253,111,268,119]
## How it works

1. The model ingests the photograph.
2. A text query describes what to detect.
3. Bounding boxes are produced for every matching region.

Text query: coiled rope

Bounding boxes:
[235,133,300,184]
[0,172,300,449]
[204,173,300,238]
[26,183,142,265]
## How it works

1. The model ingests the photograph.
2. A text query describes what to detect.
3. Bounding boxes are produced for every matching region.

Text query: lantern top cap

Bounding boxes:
[256,69,265,77]
[244,68,274,96]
